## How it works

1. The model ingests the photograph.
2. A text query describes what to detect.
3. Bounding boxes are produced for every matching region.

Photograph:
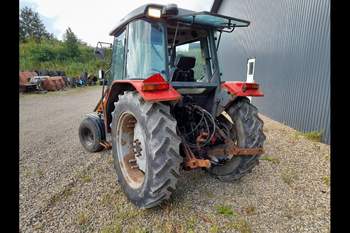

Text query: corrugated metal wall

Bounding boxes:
[215,0,330,143]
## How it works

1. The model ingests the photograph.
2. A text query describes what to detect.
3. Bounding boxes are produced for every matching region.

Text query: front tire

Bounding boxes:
[207,98,266,182]
[111,91,182,208]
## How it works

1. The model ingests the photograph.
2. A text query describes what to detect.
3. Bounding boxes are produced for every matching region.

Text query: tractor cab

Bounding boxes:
[106,4,249,89]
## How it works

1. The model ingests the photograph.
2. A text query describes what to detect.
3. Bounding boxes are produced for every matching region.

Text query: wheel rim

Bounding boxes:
[116,112,145,189]
[81,127,94,146]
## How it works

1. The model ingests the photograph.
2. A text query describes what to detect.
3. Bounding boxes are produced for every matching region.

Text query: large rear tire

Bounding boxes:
[111,91,182,208]
[207,98,266,182]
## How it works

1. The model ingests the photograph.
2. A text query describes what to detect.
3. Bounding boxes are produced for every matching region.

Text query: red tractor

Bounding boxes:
[79,4,265,208]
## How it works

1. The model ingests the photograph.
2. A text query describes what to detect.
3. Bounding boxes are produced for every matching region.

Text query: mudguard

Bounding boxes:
[111,73,181,102]
[99,73,181,133]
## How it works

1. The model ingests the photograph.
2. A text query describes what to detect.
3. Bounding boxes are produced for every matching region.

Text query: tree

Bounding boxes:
[63,27,81,59]
[19,6,53,42]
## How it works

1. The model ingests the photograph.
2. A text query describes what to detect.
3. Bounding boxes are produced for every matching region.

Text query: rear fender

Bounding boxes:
[216,81,264,116]
[221,81,264,97]
[102,74,181,132]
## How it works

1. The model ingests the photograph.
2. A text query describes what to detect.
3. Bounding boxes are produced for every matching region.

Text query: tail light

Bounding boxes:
[142,73,170,91]
[242,83,259,92]
[142,82,169,91]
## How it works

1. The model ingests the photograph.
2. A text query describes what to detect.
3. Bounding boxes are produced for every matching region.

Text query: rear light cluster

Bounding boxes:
[142,82,169,91]
[141,73,170,91]
[242,83,259,92]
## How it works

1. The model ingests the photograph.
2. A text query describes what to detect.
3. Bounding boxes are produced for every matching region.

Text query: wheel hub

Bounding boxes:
[133,123,147,173]
[116,112,145,189]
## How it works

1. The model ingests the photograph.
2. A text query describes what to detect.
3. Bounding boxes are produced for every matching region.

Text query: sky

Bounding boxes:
[20,0,214,46]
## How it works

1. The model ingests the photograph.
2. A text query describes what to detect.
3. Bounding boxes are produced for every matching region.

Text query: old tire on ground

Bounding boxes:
[111,91,182,209]
[78,113,105,152]
[207,98,266,182]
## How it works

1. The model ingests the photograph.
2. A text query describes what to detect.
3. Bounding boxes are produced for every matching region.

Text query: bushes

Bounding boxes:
[19,38,111,77]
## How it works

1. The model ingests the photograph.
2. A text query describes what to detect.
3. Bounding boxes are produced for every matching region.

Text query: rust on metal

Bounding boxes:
[19,71,37,85]
[183,143,211,170]
[95,98,104,113]
[207,143,264,159]
[132,139,142,157]
[99,141,112,150]
[41,76,66,91]
[122,152,144,182]
[196,132,208,146]
[19,71,38,92]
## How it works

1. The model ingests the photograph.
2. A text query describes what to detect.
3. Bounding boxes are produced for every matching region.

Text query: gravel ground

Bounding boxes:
[20,86,330,233]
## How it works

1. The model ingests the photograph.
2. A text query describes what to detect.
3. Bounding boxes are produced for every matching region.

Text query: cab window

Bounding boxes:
[167,25,212,82]
[126,19,167,79]
[111,30,126,81]
[175,40,209,82]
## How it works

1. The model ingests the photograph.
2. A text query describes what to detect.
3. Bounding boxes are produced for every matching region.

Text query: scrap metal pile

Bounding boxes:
[19,70,99,93]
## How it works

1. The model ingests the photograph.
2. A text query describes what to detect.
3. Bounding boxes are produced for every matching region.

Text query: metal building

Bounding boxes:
[211,0,330,143]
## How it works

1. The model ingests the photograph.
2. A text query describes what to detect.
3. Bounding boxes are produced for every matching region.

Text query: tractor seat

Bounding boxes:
[171,55,196,82]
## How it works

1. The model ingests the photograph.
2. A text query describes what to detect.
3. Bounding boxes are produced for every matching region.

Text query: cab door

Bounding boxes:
[111,29,126,81]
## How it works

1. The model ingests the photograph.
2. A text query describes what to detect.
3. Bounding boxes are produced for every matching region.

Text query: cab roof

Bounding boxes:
[109,3,250,36]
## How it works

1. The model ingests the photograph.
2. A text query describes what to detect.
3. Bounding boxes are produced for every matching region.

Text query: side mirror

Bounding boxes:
[95,48,105,60]
[98,69,105,80]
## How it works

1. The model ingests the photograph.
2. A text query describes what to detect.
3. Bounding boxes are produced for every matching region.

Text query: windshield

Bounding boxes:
[167,24,215,83]
[126,19,167,80]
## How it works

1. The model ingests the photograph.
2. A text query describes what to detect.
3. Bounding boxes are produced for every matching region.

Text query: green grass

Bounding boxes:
[322,176,330,186]
[77,212,89,225]
[281,169,298,186]
[23,170,32,178]
[216,205,238,217]
[78,171,92,183]
[48,185,74,206]
[33,222,43,231]
[204,190,215,198]
[36,168,44,177]
[209,225,219,233]
[226,219,252,233]
[100,222,122,233]
[186,216,197,232]
[296,130,323,142]
[76,211,91,232]
[260,155,280,164]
